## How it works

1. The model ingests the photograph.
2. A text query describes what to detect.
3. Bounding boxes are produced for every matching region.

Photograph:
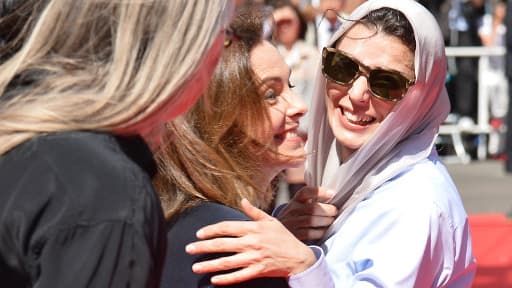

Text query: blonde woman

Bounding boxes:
[0,0,232,287]
[154,3,308,287]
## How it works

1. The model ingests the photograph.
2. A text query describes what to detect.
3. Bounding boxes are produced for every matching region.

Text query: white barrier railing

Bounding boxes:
[440,46,506,163]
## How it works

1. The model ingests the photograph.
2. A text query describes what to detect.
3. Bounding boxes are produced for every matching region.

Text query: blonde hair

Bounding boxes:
[155,3,280,220]
[0,0,230,155]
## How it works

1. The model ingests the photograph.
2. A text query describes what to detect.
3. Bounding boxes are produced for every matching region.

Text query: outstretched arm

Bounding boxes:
[186,199,318,285]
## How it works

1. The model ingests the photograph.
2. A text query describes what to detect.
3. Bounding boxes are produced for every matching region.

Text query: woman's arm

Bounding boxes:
[186,199,317,284]
[186,186,337,286]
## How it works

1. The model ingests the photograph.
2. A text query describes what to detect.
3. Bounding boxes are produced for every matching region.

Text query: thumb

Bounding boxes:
[293,186,335,203]
[241,198,273,221]
[316,186,336,202]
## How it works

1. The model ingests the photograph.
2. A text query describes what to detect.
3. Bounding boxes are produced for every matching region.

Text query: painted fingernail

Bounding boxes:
[196,229,205,238]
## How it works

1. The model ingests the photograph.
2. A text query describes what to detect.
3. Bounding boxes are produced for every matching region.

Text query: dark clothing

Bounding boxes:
[162,201,289,288]
[447,1,483,119]
[0,131,166,287]
[451,1,484,119]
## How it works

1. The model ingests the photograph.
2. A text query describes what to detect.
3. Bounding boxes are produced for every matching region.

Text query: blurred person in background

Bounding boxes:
[451,0,485,126]
[305,0,367,50]
[0,0,232,287]
[478,0,508,158]
[313,0,345,49]
[270,0,320,198]
[505,0,512,172]
[155,3,307,287]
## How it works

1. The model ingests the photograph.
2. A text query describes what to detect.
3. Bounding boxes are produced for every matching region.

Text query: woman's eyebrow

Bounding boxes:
[261,68,291,83]
[260,76,283,84]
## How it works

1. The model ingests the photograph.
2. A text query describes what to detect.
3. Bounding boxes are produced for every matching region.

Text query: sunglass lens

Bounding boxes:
[324,50,358,84]
[322,48,412,102]
[369,70,407,101]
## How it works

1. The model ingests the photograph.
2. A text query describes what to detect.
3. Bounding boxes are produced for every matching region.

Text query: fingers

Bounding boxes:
[305,202,338,217]
[240,198,273,221]
[195,221,252,239]
[292,227,331,241]
[277,197,337,241]
[191,252,247,273]
[188,240,290,284]
[316,186,336,202]
[193,200,273,241]
[292,187,320,203]
[209,266,264,285]
[186,237,245,255]
[283,214,335,228]
[190,252,267,285]
[293,186,335,203]
[279,201,338,218]
[280,215,334,241]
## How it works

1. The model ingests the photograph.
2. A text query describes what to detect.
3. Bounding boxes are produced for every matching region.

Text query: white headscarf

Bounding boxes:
[305,0,450,241]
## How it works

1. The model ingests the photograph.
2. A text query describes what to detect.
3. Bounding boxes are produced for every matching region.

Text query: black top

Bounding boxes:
[162,202,289,288]
[0,131,166,287]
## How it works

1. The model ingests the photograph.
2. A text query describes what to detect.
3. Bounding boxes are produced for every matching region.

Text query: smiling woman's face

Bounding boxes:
[250,40,308,176]
[325,23,415,161]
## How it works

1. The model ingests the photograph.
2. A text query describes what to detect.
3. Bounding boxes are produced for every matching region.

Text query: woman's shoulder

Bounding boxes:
[0,131,163,244]
[164,202,288,288]
[11,131,124,169]
[1,131,132,185]
[372,156,467,226]
[2,130,158,209]
[384,156,455,192]
[20,131,153,178]
[367,157,456,208]
[166,202,247,258]
[171,202,248,231]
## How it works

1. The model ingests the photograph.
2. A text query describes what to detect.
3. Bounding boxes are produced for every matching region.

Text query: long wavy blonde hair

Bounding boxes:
[0,0,230,155]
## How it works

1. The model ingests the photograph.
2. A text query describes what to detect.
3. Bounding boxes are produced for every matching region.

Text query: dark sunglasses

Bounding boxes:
[321,47,415,102]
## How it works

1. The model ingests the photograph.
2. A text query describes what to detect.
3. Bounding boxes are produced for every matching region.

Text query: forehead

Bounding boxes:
[274,6,298,20]
[320,0,343,9]
[336,23,415,77]
[250,41,288,77]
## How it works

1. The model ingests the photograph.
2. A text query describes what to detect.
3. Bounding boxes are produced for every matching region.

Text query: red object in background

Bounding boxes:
[469,213,512,287]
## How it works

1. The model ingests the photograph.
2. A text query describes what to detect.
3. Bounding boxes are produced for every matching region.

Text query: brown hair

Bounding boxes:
[155,4,282,220]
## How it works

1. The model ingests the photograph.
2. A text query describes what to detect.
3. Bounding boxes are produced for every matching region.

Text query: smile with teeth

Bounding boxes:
[274,130,299,141]
[343,110,375,126]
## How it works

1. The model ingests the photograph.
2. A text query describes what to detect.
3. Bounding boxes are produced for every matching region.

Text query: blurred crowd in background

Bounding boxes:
[254,0,510,204]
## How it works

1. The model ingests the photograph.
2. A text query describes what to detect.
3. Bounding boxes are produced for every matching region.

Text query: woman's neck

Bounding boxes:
[337,142,356,163]
[256,167,280,188]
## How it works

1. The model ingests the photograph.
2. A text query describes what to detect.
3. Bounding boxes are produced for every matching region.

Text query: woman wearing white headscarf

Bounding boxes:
[185,0,476,287]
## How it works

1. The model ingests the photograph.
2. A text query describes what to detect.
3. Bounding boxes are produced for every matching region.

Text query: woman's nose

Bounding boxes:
[347,75,371,103]
[286,90,308,119]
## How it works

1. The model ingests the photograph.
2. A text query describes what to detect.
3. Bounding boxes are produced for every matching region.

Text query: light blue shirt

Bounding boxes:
[288,154,476,287]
